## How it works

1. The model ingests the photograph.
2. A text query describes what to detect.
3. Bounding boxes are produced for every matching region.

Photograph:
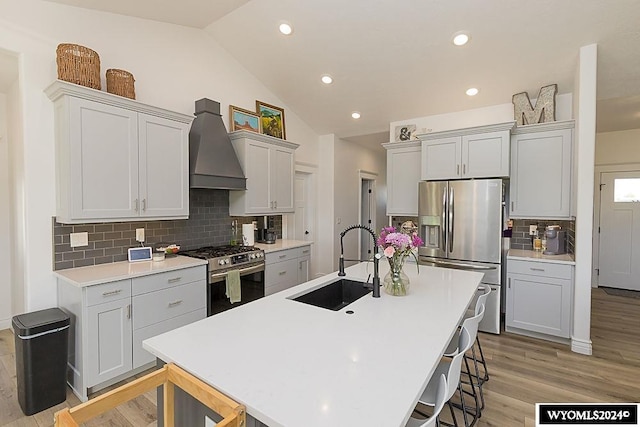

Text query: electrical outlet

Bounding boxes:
[529,224,537,235]
[136,228,145,242]
[70,232,88,247]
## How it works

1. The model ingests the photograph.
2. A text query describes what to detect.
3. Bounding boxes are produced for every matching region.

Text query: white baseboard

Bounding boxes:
[0,318,11,331]
[571,336,593,355]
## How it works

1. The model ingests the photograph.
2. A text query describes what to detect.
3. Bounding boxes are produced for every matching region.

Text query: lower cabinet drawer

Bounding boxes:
[507,259,573,279]
[265,258,298,290]
[132,309,205,368]
[265,248,297,264]
[86,279,131,307]
[132,280,205,329]
[133,265,206,295]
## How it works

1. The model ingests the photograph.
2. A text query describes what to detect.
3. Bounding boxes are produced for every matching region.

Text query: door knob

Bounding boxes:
[305,230,310,235]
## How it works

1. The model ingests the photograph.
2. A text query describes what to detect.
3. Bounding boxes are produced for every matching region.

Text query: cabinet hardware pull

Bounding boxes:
[167,277,182,283]
[457,164,460,175]
[511,201,514,211]
[530,268,545,272]
[279,271,286,275]
[127,304,131,319]
[274,201,277,209]
[279,254,286,259]
[103,289,122,296]
[168,300,183,307]
[142,199,146,211]
[302,250,309,254]
[463,164,466,174]
[134,199,139,212]
[508,278,511,289]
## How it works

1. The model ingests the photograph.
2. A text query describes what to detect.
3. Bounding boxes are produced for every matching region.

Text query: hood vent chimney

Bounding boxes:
[189,98,246,190]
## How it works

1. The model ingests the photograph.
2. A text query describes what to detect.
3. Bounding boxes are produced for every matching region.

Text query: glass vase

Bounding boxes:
[383,261,410,296]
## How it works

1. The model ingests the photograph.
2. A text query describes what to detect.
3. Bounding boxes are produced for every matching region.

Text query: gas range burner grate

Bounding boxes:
[180,245,257,259]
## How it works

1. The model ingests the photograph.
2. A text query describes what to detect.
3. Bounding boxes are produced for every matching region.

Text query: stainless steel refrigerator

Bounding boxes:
[418,179,505,334]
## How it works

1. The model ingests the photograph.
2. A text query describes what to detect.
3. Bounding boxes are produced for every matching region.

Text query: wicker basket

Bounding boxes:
[106,69,136,99]
[56,44,101,90]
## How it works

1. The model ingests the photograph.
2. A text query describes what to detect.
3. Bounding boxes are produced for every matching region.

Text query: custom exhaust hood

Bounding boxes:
[189,98,246,190]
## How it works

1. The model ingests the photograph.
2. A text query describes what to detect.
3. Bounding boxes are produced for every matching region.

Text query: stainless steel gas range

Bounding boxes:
[180,245,265,316]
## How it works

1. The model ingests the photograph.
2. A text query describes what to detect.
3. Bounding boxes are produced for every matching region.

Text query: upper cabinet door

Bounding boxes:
[421,137,461,180]
[510,125,573,219]
[462,130,510,178]
[272,147,295,212]
[138,113,190,218]
[385,142,421,216]
[229,131,299,216]
[47,80,193,223]
[419,122,515,181]
[69,97,139,220]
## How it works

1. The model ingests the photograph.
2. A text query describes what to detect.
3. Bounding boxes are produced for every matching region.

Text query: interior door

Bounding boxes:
[294,172,312,241]
[598,171,640,291]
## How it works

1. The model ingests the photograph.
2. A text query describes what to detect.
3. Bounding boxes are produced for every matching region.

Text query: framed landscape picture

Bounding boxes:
[229,105,261,133]
[256,100,286,139]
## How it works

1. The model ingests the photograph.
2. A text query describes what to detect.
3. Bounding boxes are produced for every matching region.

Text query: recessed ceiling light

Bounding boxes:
[351,111,361,119]
[466,87,479,96]
[279,22,293,35]
[452,32,470,46]
[321,75,333,84]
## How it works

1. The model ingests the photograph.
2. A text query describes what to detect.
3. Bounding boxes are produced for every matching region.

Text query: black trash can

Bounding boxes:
[12,307,70,415]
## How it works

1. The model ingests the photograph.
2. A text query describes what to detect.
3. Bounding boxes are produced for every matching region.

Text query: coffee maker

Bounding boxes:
[543,225,566,255]
[255,216,276,244]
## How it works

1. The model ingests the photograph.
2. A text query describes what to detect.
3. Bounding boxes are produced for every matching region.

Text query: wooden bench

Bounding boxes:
[54,363,245,427]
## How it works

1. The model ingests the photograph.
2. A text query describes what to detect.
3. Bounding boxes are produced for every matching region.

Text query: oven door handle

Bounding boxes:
[210,263,265,283]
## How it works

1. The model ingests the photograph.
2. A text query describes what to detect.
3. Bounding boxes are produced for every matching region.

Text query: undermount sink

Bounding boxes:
[290,278,371,311]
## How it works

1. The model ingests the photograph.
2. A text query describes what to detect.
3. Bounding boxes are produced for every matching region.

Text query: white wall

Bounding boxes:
[315,134,335,276]
[0,0,321,311]
[595,129,640,165]
[389,93,573,138]
[571,44,597,356]
[0,92,11,328]
[333,138,387,271]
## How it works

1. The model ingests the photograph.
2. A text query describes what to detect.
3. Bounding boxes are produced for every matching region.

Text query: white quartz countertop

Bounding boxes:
[254,239,312,253]
[53,255,207,287]
[144,261,482,427]
[507,249,575,265]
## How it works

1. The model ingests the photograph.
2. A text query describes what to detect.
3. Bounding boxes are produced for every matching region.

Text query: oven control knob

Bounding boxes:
[249,254,256,259]
[218,260,225,266]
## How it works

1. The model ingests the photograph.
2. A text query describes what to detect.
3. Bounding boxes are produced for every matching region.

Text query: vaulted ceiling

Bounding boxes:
[44,0,640,143]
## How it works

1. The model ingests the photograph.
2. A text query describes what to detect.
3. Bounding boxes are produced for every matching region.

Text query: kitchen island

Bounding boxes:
[144,261,483,427]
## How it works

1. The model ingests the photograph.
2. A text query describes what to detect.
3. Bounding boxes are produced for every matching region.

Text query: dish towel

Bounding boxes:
[226,270,241,304]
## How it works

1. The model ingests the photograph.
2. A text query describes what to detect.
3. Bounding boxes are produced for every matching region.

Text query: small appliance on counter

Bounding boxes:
[256,228,276,244]
[255,216,276,244]
[543,225,566,255]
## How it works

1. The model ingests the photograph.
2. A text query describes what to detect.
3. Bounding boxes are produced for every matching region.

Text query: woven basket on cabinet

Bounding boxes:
[56,43,101,90]
[106,69,136,99]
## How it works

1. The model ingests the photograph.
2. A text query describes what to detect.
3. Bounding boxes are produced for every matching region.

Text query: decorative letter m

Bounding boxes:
[512,84,557,125]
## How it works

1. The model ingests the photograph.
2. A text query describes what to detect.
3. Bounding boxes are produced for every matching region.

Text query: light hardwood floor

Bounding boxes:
[1,288,638,426]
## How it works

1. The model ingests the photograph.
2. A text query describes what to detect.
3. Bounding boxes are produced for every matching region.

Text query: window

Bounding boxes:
[614,178,640,202]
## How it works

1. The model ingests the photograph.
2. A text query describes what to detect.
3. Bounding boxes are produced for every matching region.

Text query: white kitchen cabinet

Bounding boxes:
[506,259,573,339]
[57,264,206,401]
[45,80,192,223]
[383,141,421,216]
[509,121,574,219]
[298,249,311,284]
[419,122,515,180]
[87,297,132,387]
[265,245,311,295]
[131,270,206,369]
[229,131,299,216]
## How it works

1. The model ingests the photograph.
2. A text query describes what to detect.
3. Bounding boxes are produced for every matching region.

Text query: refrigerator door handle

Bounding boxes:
[422,258,497,271]
[448,186,454,253]
[441,186,447,252]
